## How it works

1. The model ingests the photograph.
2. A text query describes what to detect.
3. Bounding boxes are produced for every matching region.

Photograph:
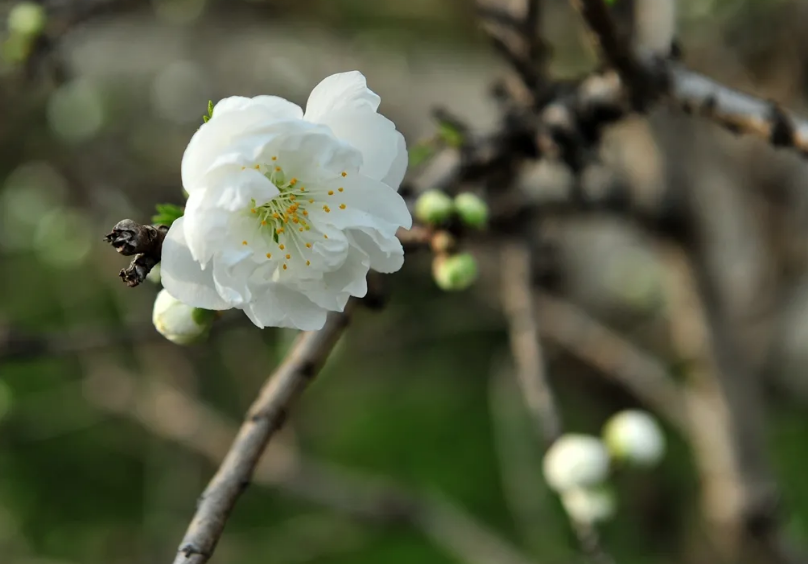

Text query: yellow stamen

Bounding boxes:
[275,166,281,172]
[285,254,291,260]
[339,204,346,210]
[242,240,248,245]
[305,243,312,248]
[302,210,308,216]
[261,220,267,225]
[254,164,260,170]
[306,260,310,266]
[338,187,344,192]
[283,264,287,270]
[266,253,272,259]
[324,234,328,239]
[290,178,297,186]
[328,190,334,196]
[277,227,285,234]
[341,171,347,177]
[271,156,277,161]
[251,208,256,213]
[279,244,285,250]
[300,187,306,192]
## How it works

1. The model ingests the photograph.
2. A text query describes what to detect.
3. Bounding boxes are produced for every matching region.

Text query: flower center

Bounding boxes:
[238,158,348,274]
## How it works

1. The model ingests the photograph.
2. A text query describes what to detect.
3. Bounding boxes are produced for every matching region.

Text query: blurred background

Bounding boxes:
[4,0,808,563]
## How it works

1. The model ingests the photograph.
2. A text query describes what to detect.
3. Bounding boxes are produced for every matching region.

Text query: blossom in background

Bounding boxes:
[561,486,616,525]
[542,434,610,492]
[602,409,666,467]
[160,71,411,330]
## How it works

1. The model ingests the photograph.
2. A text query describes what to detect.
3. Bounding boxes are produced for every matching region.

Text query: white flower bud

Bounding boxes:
[146,262,161,285]
[543,434,610,492]
[415,190,454,225]
[432,253,478,291]
[152,289,216,345]
[602,410,665,467]
[454,193,488,229]
[561,486,616,525]
[8,2,47,37]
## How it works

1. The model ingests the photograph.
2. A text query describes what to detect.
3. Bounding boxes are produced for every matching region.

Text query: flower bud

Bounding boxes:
[146,262,161,285]
[602,410,665,467]
[8,2,47,37]
[432,253,478,291]
[543,434,610,492]
[152,289,216,345]
[561,486,616,524]
[415,190,454,225]
[454,193,488,229]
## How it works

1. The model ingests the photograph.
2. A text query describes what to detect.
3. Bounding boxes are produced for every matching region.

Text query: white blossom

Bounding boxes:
[543,434,610,492]
[152,289,216,344]
[603,409,665,467]
[160,71,411,330]
[561,486,616,525]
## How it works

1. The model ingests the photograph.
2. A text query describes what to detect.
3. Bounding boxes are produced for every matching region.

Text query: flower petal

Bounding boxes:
[309,175,412,233]
[160,217,230,310]
[213,96,303,121]
[317,109,406,188]
[348,228,405,274]
[242,284,329,330]
[304,71,380,124]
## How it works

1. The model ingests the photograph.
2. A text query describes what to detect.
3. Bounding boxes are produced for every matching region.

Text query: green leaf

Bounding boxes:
[273,230,279,244]
[151,203,185,226]
[437,121,464,148]
[408,142,435,167]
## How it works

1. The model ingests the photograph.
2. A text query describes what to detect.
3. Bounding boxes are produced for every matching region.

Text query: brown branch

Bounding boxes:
[500,241,561,443]
[499,241,613,564]
[86,366,539,564]
[170,305,354,564]
[535,292,689,433]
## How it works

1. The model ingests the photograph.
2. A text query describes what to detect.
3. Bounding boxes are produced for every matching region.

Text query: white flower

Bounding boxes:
[543,434,610,492]
[160,71,411,330]
[152,289,216,344]
[602,410,665,467]
[561,486,616,525]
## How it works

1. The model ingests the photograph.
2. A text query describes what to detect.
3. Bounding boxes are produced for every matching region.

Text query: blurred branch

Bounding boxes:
[500,241,613,564]
[87,367,539,564]
[660,245,800,564]
[500,241,561,444]
[564,0,808,158]
[171,306,354,564]
[535,292,689,432]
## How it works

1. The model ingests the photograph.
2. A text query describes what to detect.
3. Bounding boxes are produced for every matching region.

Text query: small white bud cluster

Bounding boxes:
[541,410,666,525]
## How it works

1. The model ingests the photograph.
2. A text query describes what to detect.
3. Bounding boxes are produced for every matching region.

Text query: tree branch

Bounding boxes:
[170,305,354,564]
[535,292,689,433]
[86,366,539,564]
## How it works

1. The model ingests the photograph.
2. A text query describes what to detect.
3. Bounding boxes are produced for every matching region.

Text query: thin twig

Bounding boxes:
[171,306,354,564]
[535,292,689,432]
[86,367,539,564]
[499,241,613,564]
[500,241,561,444]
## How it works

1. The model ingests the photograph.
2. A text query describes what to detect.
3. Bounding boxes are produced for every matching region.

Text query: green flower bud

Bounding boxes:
[454,193,488,229]
[152,289,216,345]
[415,190,454,225]
[432,253,478,291]
[8,2,47,37]
[602,410,665,467]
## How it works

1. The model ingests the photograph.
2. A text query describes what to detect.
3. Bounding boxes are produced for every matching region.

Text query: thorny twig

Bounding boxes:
[171,306,354,564]
[86,368,539,564]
